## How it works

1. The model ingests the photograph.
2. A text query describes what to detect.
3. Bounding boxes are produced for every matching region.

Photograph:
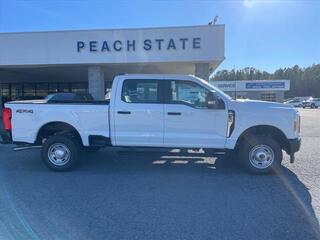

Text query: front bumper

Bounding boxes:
[286,138,301,163]
[288,138,301,154]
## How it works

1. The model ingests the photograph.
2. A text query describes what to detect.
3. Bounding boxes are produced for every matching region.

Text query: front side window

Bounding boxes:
[122,79,159,103]
[170,81,209,108]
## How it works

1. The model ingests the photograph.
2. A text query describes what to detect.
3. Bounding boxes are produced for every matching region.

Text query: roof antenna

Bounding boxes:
[208,16,219,25]
[214,16,218,24]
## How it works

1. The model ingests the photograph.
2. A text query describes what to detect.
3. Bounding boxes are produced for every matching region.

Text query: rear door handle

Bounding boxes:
[117,111,131,114]
[167,112,182,116]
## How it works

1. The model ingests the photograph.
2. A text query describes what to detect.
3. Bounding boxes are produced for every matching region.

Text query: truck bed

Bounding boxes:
[5,101,110,146]
[7,99,110,105]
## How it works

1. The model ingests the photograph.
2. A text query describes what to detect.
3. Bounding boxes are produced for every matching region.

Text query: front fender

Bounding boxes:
[225,105,296,149]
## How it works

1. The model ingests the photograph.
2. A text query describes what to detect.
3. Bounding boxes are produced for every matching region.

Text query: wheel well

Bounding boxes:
[236,125,289,152]
[35,122,82,145]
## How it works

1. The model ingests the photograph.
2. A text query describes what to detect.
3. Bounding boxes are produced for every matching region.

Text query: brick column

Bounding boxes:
[88,66,105,100]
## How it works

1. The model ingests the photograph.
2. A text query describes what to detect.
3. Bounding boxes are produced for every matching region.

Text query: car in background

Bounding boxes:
[302,98,320,109]
[284,98,305,108]
[45,92,94,102]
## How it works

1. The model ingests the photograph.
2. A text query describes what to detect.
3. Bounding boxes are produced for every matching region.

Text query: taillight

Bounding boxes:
[3,108,12,131]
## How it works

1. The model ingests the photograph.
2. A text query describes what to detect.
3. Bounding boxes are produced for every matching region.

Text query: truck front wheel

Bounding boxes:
[41,135,80,171]
[240,135,282,174]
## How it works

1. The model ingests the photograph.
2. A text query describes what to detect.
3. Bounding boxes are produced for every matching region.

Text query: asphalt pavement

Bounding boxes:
[0,109,319,240]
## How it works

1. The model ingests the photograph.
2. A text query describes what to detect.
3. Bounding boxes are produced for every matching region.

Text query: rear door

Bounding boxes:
[163,80,228,148]
[113,79,164,147]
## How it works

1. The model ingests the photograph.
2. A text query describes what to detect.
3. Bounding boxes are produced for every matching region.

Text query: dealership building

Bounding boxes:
[210,80,290,102]
[0,24,290,104]
[0,25,225,101]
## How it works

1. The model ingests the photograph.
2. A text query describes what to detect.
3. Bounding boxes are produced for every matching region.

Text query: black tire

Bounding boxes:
[240,135,282,174]
[41,135,80,171]
[224,149,240,162]
[311,104,315,109]
[224,150,235,160]
[83,146,100,153]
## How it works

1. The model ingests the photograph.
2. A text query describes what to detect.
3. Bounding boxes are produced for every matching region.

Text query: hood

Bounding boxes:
[232,99,294,109]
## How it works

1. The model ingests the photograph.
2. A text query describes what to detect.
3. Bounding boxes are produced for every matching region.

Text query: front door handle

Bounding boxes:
[117,111,131,114]
[167,112,182,116]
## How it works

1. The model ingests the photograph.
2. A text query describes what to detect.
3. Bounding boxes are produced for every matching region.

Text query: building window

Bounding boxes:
[58,83,70,92]
[23,83,37,98]
[1,81,90,102]
[72,83,88,93]
[1,83,9,97]
[11,83,23,100]
[1,83,10,104]
[261,93,276,102]
[36,83,49,97]
[49,83,59,93]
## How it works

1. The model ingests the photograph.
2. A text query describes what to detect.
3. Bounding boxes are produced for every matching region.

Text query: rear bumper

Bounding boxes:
[0,131,12,144]
[287,138,301,154]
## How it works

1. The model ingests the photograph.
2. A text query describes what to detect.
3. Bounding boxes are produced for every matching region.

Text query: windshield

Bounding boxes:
[44,94,55,101]
[194,76,233,100]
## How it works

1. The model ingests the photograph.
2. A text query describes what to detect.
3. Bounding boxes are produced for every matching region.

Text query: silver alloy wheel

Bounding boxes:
[249,144,275,169]
[48,143,71,166]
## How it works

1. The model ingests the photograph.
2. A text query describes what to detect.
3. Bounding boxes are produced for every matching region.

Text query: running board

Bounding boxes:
[13,145,42,151]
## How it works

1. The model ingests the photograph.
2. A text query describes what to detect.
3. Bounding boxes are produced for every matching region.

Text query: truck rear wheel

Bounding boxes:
[41,135,80,171]
[240,135,282,174]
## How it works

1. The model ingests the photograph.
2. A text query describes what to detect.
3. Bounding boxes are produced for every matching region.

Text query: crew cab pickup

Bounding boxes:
[2,74,301,174]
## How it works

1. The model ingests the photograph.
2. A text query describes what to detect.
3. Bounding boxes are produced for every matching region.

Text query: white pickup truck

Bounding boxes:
[2,74,301,174]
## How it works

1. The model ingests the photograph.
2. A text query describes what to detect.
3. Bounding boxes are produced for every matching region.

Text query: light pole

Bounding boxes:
[234,65,237,100]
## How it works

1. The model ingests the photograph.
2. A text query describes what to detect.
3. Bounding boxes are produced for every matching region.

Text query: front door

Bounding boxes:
[114,79,164,147]
[164,80,228,148]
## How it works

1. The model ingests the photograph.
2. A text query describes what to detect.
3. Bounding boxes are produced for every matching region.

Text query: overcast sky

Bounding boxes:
[0,0,319,73]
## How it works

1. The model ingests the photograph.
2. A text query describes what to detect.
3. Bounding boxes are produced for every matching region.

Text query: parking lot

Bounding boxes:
[0,109,319,240]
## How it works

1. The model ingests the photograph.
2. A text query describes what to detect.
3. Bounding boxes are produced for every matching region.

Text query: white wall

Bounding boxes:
[0,25,225,66]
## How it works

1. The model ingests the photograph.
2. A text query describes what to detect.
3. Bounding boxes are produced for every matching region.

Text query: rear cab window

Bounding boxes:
[121,79,162,103]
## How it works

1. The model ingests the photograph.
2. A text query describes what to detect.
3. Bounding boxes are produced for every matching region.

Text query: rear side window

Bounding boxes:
[121,79,160,103]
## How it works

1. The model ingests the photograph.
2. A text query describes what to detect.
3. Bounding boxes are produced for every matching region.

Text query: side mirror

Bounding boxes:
[207,92,225,109]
